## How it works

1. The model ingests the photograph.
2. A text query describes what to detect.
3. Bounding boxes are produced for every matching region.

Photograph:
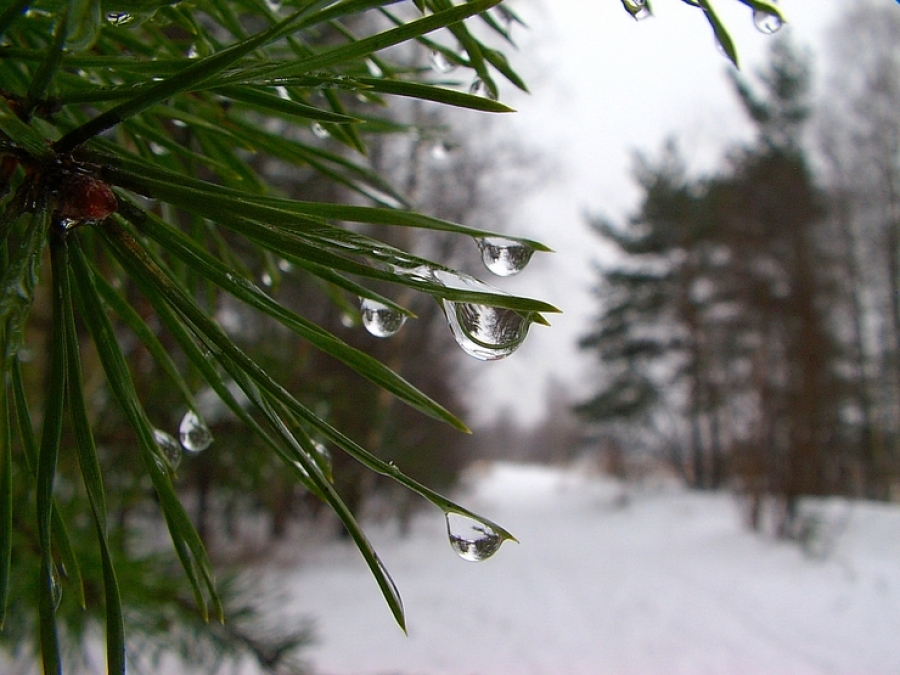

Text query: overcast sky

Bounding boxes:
[461,0,848,426]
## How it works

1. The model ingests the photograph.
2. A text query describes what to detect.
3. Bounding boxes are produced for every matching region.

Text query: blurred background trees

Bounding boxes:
[577,2,900,535]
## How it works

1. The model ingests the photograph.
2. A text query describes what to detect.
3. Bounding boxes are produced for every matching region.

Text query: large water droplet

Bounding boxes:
[430,50,457,74]
[445,512,504,562]
[153,428,182,470]
[179,410,213,454]
[476,237,535,277]
[443,300,530,360]
[752,8,783,34]
[360,298,407,338]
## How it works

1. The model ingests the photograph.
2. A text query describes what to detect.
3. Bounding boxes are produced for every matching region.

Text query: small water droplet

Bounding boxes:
[186,43,200,58]
[752,8,783,34]
[366,59,384,77]
[476,237,535,277]
[49,564,63,609]
[445,512,504,562]
[276,85,291,101]
[430,50,457,74]
[360,299,407,338]
[149,142,169,156]
[264,0,282,12]
[311,122,330,139]
[153,428,182,470]
[469,78,497,100]
[430,140,453,161]
[261,272,274,287]
[179,410,212,454]
[106,11,133,26]
[277,258,293,273]
[59,218,81,231]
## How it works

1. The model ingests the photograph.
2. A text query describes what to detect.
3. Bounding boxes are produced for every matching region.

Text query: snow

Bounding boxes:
[263,462,900,675]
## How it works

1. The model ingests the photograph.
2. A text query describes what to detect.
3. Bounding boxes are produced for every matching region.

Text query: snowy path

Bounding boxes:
[266,463,900,675]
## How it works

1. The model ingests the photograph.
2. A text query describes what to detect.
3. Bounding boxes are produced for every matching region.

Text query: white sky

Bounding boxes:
[465,0,847,426]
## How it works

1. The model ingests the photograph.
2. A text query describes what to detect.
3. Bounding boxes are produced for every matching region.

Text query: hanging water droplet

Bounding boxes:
[276,85,291,101]
[106,11,133,26]
[469,78,497,100]
[264,0,282,12]
[261,272,274,288]
[179,410,213,454]
[429,50,457,74]
[443,300,531,360]
[186,43,200,59]
[366,59,384,77]
[360,298,407,338]
[311,122,331,139]
[277,258,293,273]
[49,564,63,610]
[59,218,81,231]
[445,512,504,562]
[153,428,182,470]
[752,8,783,34]
[149,142,169,156]
[476,237,535,277]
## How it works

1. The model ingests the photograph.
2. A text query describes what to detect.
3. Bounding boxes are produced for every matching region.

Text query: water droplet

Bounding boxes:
[476,237,535,277]
[360,298,407,338]
[59,218,81,231]
[179,410,212,454]
[49,564,63,610]
[276,85,291,101]
[366,59,384,77]
[445,512,504,562]
[752,8,783,34]
[261,272,274,287]
[277,258,293,273]
[153,428,182,470]
[430,140,453,161]
[443,300,531,360]
[186,43,200,58]
[429,50,457,74]
[106,11,133,26]
[311,122,330,139]
[622,0,652,20]
[149,142,169,156]
[469,78,497,100]
[264,0,282,12]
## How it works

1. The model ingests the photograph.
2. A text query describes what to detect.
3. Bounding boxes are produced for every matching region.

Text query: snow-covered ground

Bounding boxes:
[268,462,900,675]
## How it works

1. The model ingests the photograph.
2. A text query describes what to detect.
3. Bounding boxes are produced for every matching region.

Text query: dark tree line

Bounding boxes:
[578,7,900,534]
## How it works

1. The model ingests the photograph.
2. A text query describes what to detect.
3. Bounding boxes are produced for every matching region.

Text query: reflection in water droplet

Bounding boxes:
[360,298,407,338]
[311,122,330,139]
[154,428,182,470]
[277,258,293,273]
[445,512,504,562]
[752,8,783,34]
[261,272,274,287]
[443,300,531,361]
[430,50,457,74]
[179,410,213,454]
[186,44,200,59]
[49,564,63,610]
[476,237,535,277]
[106,11,133,26]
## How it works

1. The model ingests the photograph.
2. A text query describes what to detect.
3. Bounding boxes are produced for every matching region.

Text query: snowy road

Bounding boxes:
[266,463,900,675]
